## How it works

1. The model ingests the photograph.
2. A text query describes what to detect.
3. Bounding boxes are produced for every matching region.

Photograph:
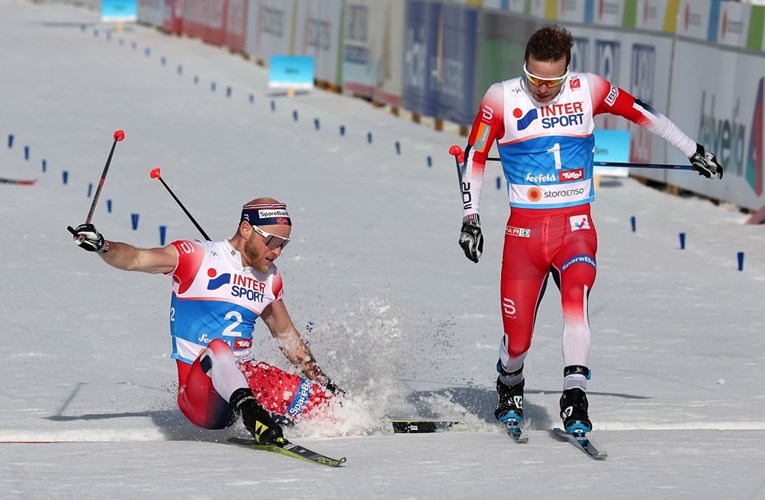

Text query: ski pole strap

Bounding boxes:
[564,365,591,380]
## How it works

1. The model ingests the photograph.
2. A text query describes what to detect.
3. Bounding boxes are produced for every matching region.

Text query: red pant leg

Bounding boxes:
[176,359,236,430]
[239,361,331,419]
[500,210,553,359]
[551,210,598,368]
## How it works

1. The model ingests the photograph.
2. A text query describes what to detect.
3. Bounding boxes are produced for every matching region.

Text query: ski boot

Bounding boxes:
[495,377,524,425]
[230,387,286,445]
[559,387,592,434]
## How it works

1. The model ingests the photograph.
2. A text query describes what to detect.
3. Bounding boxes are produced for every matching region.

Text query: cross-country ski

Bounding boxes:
[228,436,346,467]
[0,177,36,185]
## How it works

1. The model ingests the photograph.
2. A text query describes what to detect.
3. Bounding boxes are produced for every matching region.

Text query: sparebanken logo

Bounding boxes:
[206,268,231,290]
[746,77,764,196]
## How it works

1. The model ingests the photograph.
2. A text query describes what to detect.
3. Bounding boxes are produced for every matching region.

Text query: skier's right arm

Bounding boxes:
[459,83,504,263]
[71,223,177,274]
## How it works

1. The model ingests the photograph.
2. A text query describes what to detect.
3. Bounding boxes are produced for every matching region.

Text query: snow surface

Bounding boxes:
[2,1,765,499]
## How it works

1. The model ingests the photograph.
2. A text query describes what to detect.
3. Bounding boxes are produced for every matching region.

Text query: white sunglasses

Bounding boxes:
[523,63,569,88]
[251,225,290,250]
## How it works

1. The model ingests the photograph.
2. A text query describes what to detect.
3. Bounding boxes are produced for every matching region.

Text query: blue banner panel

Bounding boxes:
[402,0,442,118]
[437,4,479,125]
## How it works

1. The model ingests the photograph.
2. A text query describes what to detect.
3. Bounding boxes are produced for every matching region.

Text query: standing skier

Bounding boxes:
[71,198,341,445]
[458,25,723,434]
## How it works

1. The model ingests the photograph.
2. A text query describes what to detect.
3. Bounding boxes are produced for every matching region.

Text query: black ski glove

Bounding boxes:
[458,214,483,263]
[71,223,109,254]
[689,143,724,179]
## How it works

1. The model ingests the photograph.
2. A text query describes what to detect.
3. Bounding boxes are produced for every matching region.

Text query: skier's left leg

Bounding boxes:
[240,360,333,421]
[552,220,597,433]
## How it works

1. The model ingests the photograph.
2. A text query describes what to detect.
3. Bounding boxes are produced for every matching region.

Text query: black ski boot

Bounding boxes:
[230,388,285,445]
[494,377,524,425]
[559,388,592,434]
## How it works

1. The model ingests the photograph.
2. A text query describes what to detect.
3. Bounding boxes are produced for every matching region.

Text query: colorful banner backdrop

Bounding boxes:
[269,55,315,89]
[594,129,631,177]
[102,0,137,22]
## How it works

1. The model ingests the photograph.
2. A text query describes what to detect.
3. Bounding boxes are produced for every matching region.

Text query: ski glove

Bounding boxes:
[689,143,724,179]
[323,377,346,397]
[71,223,109,254]
[458,214,483,263]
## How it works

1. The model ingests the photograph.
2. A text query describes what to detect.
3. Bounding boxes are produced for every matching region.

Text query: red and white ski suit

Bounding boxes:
[463,73,696,381]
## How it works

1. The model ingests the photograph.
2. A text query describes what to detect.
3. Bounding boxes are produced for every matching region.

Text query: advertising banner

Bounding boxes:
[436,4,479,125]
[342,0,406,106]
[594,129,630,178]
[474,11,544,107]
[715,1,749,49]
[163,0,181,34]
[557,0,587,24]
[634,0,677,33]
[137,0,165,27]
[246,0,296,63]
[565,24,675,170]
[402,0,442,118]
[224,0,248,53]
[293,0,343,86]
[102,0,137,22]
[269,55,315,89]
[179,0,227,46]
[587,0,625,27]
[676,0,713,41]
[479,0,524,12]
[663,38,765,210]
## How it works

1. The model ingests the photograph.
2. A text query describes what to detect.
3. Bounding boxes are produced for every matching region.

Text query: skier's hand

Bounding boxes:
[323,377,346,397]
[70,223,109,254]
[689,143,723,179]
[458,214,483,263]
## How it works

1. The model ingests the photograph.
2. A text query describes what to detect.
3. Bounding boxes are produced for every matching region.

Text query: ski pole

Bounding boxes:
[67,129,125,235]
[447,144,694,171]
[448,144,465,185]
[149,168,211,241]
